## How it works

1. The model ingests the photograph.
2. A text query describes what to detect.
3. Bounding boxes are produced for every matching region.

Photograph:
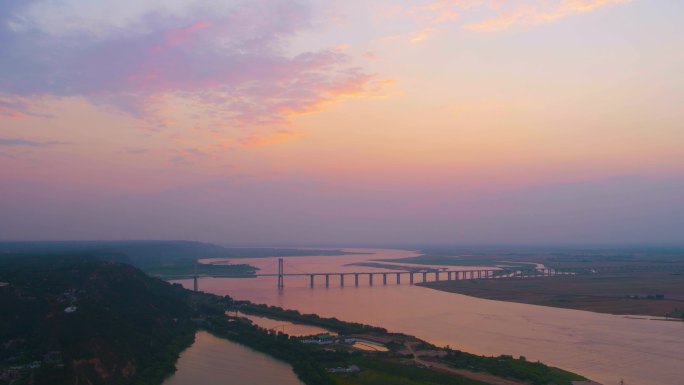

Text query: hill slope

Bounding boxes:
[0,254,224,385]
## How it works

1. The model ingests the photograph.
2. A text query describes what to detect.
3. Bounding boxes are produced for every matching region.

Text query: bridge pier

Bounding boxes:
[340,274,344,287]
[410,273,414,285]
[325,274,329,288]
[383,273,387,285]
[277,258,284,288]
[396,273,401,284]
[422,271,427,283]
[193,276,198,292]
[435,271,440,281]
[477,270,482,279]
[470,271,475,279]
[310,274,314,288]
[355,273,359,287]
[369,273,373,286]
[447,271,452,281]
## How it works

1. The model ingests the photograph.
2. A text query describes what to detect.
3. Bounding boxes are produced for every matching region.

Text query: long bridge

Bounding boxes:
[179,258,579,291]
[166,260,684,292]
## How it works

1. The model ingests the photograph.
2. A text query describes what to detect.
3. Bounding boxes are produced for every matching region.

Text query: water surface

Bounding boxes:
[179,248,684,385]
[163,331,304,385]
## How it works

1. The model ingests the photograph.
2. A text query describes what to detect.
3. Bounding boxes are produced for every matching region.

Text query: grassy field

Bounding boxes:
[423,268,684,319]
[411,247,684,269]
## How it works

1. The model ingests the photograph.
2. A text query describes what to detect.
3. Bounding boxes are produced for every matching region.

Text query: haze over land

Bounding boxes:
[2,0,684,245]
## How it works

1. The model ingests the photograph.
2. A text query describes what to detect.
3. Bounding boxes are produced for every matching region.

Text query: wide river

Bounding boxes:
[175,248,684,385]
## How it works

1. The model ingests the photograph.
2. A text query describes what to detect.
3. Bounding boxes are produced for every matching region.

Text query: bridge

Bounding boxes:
[180,258,576,291]
[170,259,681,292]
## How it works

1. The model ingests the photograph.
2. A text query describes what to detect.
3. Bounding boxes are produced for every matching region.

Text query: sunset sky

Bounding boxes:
[1,0,683,245]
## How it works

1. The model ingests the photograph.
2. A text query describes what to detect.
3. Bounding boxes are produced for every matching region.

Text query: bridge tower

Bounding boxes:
[193,262,198,292]
[277,258,284,288]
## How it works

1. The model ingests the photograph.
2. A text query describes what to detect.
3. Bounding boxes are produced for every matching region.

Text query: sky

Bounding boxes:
[1,0,683,245]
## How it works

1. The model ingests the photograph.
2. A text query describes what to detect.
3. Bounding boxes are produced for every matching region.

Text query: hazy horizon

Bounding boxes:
[2,0,683,245]
[2,239,683,251]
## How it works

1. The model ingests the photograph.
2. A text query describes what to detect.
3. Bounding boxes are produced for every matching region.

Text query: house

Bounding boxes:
[303,333,334,345]
[327,365,360,373]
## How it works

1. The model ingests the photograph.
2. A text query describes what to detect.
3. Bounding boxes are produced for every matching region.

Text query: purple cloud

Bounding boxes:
[0,138,66,147]
[0,1,374,128]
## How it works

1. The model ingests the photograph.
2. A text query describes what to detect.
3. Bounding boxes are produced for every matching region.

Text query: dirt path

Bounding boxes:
[404,342,528,385]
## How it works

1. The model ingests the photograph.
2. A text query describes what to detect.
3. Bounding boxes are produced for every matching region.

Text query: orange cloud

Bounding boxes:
[410,28,437,43]
[466,0,635,31]
[238,130,302,147]
[397,0,634,36]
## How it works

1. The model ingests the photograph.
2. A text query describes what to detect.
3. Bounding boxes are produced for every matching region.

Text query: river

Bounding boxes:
[175,248,684,385]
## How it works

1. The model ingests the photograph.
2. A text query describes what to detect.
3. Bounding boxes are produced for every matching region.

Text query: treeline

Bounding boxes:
[235,302,387,334]
[442,351,584,385]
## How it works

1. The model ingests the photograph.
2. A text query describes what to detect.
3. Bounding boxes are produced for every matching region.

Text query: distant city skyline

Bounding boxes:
[1,0,683,244]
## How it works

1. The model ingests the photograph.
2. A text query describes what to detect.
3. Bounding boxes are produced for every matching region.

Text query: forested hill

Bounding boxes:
[0,254,228,385]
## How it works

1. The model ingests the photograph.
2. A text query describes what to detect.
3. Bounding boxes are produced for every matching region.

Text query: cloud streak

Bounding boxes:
[0,138,66,147]
[397,0,634,37]
[465,0,635,31]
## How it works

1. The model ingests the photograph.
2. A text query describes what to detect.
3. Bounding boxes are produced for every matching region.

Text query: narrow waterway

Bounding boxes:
[163,331,304,385]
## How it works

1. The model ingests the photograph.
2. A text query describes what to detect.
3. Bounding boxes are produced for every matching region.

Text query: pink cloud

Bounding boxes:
[0,1,376,131]
[0,97,50,119]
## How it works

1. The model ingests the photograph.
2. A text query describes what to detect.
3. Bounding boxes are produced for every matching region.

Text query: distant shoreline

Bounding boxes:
[421,270,684,320]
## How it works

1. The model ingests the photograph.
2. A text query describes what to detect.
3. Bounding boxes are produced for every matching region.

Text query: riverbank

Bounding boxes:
[230,302,589,385]
[421,269,684,319]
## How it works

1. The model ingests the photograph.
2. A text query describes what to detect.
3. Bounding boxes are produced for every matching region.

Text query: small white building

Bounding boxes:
[327,365,360,373]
